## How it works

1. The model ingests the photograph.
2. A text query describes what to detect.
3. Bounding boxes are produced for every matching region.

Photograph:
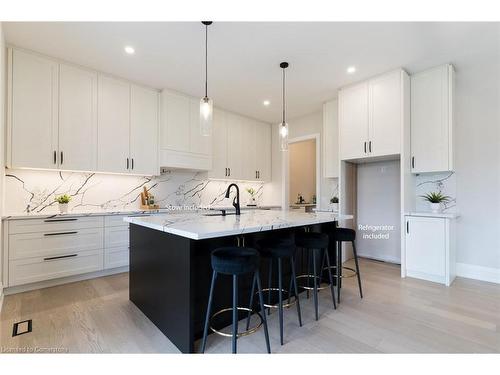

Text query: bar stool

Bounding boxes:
[330,228,363,302]
[201,246,271,354]
[247,237,302,345]
[295,232,336,320]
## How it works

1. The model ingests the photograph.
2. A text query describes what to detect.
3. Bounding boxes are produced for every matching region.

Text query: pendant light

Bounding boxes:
[200,21,213,137]
[279,62,289,151]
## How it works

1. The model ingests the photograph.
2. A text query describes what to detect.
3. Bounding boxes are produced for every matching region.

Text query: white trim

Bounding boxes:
[357,252,401,265]
[0,282,4,315]
[456,263,500,284]
[283,133,321,210]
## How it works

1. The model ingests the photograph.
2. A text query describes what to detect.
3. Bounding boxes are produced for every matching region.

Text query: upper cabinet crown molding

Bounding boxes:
[338,69,409,161]
[410,64,455,174]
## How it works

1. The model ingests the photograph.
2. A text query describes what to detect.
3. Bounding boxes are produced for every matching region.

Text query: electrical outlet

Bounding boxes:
[160,167,170,174]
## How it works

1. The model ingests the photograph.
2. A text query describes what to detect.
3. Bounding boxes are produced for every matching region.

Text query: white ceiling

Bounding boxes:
[4,22,499,123]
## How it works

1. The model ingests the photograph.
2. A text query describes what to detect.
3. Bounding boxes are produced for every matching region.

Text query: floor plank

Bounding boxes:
[1,259,499,353]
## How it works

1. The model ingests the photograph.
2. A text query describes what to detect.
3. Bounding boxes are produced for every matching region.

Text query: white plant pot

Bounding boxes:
[58,203,69,214]
[430,202,441,213]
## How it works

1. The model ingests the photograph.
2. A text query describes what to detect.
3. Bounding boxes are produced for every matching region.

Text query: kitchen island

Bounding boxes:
[124,209,352,353]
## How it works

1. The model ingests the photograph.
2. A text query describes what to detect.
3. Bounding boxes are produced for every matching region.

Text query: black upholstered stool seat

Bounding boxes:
[257,237,295,258]
[211,247,259,275]
[331,227,356,242]
[295,232,329,249]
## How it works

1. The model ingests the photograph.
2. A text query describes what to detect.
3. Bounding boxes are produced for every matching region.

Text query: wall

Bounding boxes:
[4,169,266,215]
[0,22,5,302]
[289,139,316,204]
[268,110,338,208]
[356,160,401,263]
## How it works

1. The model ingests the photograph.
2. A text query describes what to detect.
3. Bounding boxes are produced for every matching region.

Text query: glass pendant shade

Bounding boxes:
[200,96,213,136]
[280,121,289,151]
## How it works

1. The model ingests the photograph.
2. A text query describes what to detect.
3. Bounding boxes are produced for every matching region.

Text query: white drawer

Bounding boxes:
[104,246,129,269]
[9,249,104,287]
[104,226,129,248]
[9,216,104,234]
[104,215,131,228]
[9,227,104,260]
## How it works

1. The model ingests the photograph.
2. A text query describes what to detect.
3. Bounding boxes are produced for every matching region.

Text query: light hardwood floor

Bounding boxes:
[1,259,499,353]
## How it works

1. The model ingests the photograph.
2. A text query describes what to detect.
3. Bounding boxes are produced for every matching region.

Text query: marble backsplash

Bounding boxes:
[4,169,267,215]
[415,171,456,212]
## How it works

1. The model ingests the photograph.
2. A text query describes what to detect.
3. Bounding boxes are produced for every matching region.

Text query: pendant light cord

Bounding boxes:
[205,24,208,98]
[282,67,286,124]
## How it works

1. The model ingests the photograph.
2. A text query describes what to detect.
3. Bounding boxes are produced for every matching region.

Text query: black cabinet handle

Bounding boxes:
[44,254,77,261]
[411,157,415,169]
[60,151,64,165]
[44,231,78,237]
[364,142,367,153]
[369,141,372,153]
[225,168,228,177]
[44,218,77,223]
[131,158,134,170]
[228,168,231,176]
[126,158,129,170]
[406,221,409,234]
[53,150,57,164]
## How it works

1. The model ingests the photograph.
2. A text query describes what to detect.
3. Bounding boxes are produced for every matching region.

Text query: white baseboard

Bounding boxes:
[357,252,401,265]
[456,263,500,284]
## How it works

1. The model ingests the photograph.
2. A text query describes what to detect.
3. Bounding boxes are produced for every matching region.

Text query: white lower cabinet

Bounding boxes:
[404,215,455,286]
[104,215,130,270]
[4,215,133,289]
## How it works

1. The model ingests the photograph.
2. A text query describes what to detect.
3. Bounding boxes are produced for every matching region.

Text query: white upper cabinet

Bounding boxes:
[255,121,271,181]
[97,75,131,174]
[339,82,369,160]
[159,90,212,170]
[241,117,257,180]
[411,64,454,173]
[323,99,339,178]
[339,69,408,161]
[9,49,59,169]
[369,70,402,157]
[59,64,98,171]
[226,112,244,180]
[130,85,159,176]
[208,108,228,179]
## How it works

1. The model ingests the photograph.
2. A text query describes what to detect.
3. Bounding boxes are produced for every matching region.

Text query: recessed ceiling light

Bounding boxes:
[124,46,135,55]
[347,66,356,74]
[263,100,270,106]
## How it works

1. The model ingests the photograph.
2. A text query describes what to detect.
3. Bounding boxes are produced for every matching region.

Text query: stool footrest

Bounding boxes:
[259,288,297,309]
[209,307,263,338]
[296,274,331,291]
[323,265,358,278]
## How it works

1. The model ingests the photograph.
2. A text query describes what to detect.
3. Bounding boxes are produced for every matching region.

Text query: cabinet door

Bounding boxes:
[411,65,452,173]
[97,75,131,173]
[323,99,339,178]
[405,216,446,278]
[10,49,59,169]
[58,64,97,171]
[226,112,244,180]
[160,91,190,153]
[241,118,257,180]
[189,99,211,156]
[369,71,401,157]
[339,82,369,160]
[208,108,228,179]
[255,121,271,181]
[130,85,159,175]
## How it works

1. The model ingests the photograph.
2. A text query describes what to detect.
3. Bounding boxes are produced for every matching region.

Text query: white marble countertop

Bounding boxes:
[124,209,354,240]
[405,211,460,219]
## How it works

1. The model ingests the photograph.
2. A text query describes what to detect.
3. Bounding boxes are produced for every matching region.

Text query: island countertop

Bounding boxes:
[124,209,353,240]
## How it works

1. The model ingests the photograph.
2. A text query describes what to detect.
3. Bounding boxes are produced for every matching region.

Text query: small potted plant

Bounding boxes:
[245,187,257,207]
[55,194,71,214]
[330,196,339,211]
[420,192,450,213]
